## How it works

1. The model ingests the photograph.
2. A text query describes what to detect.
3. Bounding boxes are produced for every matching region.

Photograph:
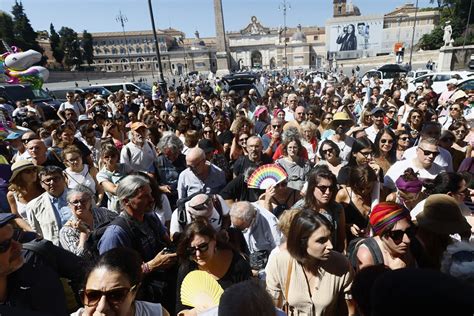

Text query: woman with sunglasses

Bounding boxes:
[336,165,379,243]
[176,219,251,315]
[266,210,354,316]
[373,128,397,175]
[7,160,43,231]
[315,139,345,178]
[317,111,333,137]
[73,247,169,316]
[449,120,472,159]
[403,109,424,144]
[355,202,416,271]
[395,131,411,161]
[202,126,224,155]
[303,166,346,252]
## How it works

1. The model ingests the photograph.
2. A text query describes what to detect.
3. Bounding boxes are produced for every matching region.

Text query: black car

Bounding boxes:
[0,84,60,120]
[221,72,261,98]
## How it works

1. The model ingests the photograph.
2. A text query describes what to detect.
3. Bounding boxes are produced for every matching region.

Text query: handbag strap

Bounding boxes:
[284,258,293,301]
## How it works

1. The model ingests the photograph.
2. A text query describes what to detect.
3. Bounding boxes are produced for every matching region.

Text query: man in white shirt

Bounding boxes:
[283,93,298,122]
[57,92,84,122]
[385,137,446,190]
[120,122,157,172]
[365,107,386,142]
[402,122,453,172]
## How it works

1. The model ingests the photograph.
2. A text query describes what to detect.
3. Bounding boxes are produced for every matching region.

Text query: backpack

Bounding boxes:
[84,213,165,261]
[347,237,384,270]
[176,191,223,230]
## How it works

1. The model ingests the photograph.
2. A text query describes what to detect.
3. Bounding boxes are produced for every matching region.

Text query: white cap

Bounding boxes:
[447,78,458,86]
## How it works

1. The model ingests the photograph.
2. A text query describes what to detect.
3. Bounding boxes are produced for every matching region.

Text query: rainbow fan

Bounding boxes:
[181,270,224,308]
[247,164,288,189]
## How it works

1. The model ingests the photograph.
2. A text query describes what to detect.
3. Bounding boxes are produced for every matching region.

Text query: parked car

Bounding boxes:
[0,84,60,120]
[361,64,409,90]
[408,71,473,94]
[456,78,474,94]
[49,86,112,102]
[91,82,152,97]
[469,54,474,70]
[406,69,432,79]
[221,72,262,98]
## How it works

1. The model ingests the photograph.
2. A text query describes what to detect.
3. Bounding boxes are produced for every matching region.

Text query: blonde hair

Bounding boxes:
[278,208,301,238]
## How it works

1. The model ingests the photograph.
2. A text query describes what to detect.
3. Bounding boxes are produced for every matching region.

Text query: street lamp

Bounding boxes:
[408,0,419,70]
[116,10,135,82]
[278,0,291,74]
[147,0,167,93]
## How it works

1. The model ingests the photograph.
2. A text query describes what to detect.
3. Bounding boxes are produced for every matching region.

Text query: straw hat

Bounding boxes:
[416,194,471,235]
[328,112,354,129]
[10,160,39,182]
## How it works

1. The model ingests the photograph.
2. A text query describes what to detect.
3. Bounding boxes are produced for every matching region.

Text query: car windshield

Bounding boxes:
[135,82,151,90]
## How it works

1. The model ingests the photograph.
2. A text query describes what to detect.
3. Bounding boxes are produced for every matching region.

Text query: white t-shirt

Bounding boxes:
[120,141,157,173]
[384,159,446,190]
[154,194,172,224]
[170,195,229,236]
[402,146,453,172]
[398,104,414,125]
[59,101,84,117]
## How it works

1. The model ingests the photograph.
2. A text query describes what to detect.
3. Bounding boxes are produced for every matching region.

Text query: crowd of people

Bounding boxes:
[0,69,473,315]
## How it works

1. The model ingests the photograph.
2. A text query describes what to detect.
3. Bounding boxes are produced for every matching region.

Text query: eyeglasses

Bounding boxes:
[388,110,396,114]
[324,117,333,120]
[399,137,409,141]
[316,185,333,193]
[380,139,393,144]
[450,107,461,111]
[272,125,281,129]
[203,130,213,134]
[80,285,137,307]
[66,156,81,164]
[239,137,248,142]
[385,226,416,244]
[322,148,334,155]
[22,138,37,144]
[158,124,167,128]
[0,229,22,254]
[359,151,373,158]
[69,198,89,206]
[454,129,467,134]
[418,147,439,157]
[186,242,209,256]
[41,175,63,184]
[66,95,74,98]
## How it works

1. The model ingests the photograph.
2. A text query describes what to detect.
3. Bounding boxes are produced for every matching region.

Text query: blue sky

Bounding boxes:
[0,0,435,38]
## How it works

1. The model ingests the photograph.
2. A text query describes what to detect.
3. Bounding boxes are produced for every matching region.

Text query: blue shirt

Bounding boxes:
[48,190,72,229]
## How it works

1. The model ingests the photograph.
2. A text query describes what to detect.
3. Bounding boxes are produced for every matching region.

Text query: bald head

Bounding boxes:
[27,139,47,162]
[186,147,208,177]
[187,147,205,162]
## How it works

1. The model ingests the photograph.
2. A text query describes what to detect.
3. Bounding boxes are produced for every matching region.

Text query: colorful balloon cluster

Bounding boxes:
[0,46,49,90]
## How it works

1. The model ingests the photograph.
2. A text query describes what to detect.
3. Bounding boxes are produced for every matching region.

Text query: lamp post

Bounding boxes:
[408,0,419,70]
[147,0,167,93]
[116,11,135,82]
[464,0,474,48]
[279,0,291,74]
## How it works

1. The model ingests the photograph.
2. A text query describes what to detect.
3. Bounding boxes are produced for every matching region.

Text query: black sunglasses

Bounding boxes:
[322,148,334,155]
[186,242,209,256]
[22,138,37,143]
[316,185,333,193]
[399,137,410,141]
[385,226,416,244]
[0,229,23,253]
[80,285,137,307]
[418,147,439,157]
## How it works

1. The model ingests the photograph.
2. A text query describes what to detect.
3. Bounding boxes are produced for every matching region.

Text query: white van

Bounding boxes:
[92,82,152,96]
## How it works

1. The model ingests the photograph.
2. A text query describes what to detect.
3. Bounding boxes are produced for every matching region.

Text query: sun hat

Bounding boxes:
[416,194,471,235]
[328,112,354,129]
[10,160,38,182]
[186,194,213,218]
[5,132,22,141]
[130,122,147,131]
[370,202,410,236]
[253,106,268,118]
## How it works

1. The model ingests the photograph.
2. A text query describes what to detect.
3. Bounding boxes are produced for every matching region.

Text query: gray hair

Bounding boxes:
[116,175,150,203]
[157,132,184,154]
[67,185,94,202]
[230,202,257,223]
[300,121,317,131]
[281,127,301,143]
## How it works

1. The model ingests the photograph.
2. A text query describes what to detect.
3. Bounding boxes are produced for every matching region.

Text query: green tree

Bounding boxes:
[59,26,82,69]
[421,0,474,48]
[11,0,42,53]
[81,30,94,66]
[0,12,15,46]
[49,23,64,65]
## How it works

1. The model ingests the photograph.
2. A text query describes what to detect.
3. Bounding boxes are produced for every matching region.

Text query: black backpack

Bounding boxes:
[347,237,384,270]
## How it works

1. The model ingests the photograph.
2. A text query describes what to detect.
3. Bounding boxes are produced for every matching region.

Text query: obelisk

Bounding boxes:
[213,0,230,76]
